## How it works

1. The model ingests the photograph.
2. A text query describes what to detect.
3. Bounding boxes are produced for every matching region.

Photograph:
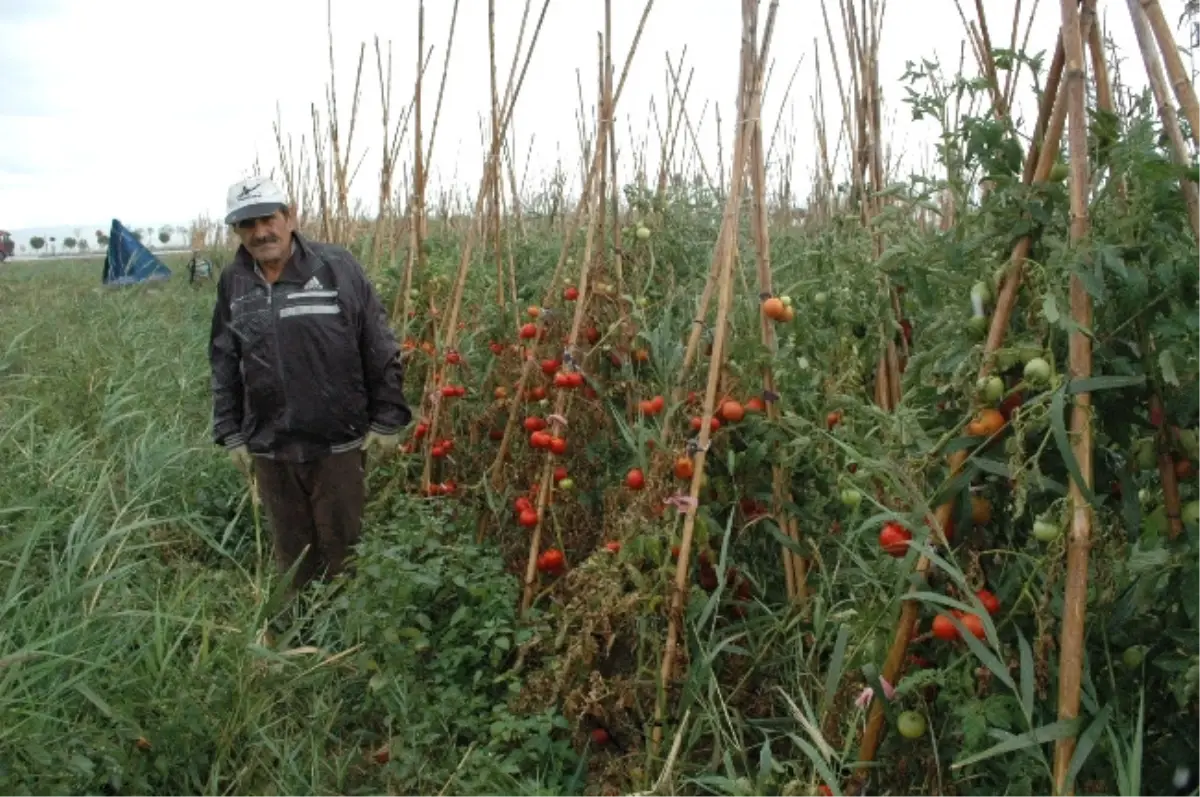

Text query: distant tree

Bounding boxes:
[95,229,109,246]
[48,236,57,255]
[30,236,45,252]
[175,225,188,243]
[63,236,77,251]
[77,239,89,252]
[18,244,26,253]
[131,230,143,242]
[158,228,171,245]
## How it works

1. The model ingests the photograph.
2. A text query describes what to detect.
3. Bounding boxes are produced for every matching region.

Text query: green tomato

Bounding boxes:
[636,297,649,308]
[977,375,1005,405]
[635,226,651,241]
[1122,645,1145,669]
[1023,356,1052,384]
[408,288,420,299]
[814,291,828,305]
[967,314,989,337]
[1133,438,1157,472]
[840,488,863,509]
[557,478,574,491]
[1032,517,1061,542]
[797,356,810,371]
[780,295,793,307]
[1049,161,1070,182]
[970,280,992,305]
[897,710,927,739]
[1183,500,1200,526]
[566,256,575,266]
[1178,428,1199,460]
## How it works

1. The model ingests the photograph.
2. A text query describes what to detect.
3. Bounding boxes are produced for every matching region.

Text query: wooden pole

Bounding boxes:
[1053,0,1097,788]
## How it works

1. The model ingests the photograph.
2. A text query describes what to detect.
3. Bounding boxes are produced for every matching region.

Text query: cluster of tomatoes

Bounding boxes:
[930,589,1001,641]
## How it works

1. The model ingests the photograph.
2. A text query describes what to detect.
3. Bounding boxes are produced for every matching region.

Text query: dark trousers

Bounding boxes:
[253,450,367,591]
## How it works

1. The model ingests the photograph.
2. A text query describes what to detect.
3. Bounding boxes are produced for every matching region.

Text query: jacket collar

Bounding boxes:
[232,231,319,284]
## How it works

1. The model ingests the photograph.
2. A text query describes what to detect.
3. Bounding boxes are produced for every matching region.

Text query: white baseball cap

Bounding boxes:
[224,176,288,225]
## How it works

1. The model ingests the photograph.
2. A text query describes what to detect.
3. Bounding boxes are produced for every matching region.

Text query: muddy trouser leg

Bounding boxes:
[309,450,367,580]
[253,456,322,593]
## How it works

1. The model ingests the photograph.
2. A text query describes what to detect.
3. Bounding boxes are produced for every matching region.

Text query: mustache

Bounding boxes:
[250,235,279,247]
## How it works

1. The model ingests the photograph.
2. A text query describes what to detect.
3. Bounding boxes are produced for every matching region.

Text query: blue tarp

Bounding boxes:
[101,219,171,286]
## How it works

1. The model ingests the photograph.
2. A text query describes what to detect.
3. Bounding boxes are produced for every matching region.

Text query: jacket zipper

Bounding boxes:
[257,265,290,436]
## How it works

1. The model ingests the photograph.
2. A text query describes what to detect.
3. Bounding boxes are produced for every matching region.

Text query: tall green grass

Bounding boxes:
[0,259,569,795]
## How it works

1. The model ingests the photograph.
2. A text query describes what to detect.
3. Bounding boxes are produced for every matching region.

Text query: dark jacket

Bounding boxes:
[209,232,411,462]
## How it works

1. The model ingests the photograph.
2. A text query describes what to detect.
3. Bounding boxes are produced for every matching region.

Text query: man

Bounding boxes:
[208,176,411,590]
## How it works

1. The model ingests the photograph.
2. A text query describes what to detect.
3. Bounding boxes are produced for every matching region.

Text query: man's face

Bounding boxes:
[234,209,293,264]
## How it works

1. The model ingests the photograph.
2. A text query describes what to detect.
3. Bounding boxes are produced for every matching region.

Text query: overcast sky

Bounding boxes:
[0,0,1192,233]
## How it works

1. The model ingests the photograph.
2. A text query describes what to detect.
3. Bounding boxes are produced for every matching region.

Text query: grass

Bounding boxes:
[0,257,567,795]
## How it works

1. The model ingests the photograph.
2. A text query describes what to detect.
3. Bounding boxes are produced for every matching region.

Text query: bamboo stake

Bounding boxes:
[1053,0,1097,788]
[411,2,428,325]
[488,0,506,307]
[1126,0,1200,238]
[654,0,779,753]
[746,18,804,604]
[1139,0,1200,145]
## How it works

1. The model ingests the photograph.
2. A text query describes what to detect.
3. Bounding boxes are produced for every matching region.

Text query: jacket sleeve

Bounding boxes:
[209,271,245,448]
[350,254,412,435]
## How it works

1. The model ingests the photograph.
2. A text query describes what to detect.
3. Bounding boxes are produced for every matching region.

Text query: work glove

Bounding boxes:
[362,430,401,457]
[228,444,253,477]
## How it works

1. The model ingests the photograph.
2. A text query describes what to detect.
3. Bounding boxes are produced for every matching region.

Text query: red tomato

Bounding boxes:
[960,611,986,639]
[519,323,537,339]
[540,548,564,570]
[563,286,579,301]
[931,613,958,641]
[625,468,645,490]
[976,589,1001,615]
[673,456,694,480]
[590,727,609,744]
[518,508,538,527]
[549,437,567,455]
[878,522,912,557]
[719,400,745,423]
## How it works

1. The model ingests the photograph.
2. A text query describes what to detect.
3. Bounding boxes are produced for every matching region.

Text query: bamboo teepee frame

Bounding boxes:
[652,0,780,753]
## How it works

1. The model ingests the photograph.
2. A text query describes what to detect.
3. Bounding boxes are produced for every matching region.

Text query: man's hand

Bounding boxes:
[362,430,401,457]
[229,444,253,476]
